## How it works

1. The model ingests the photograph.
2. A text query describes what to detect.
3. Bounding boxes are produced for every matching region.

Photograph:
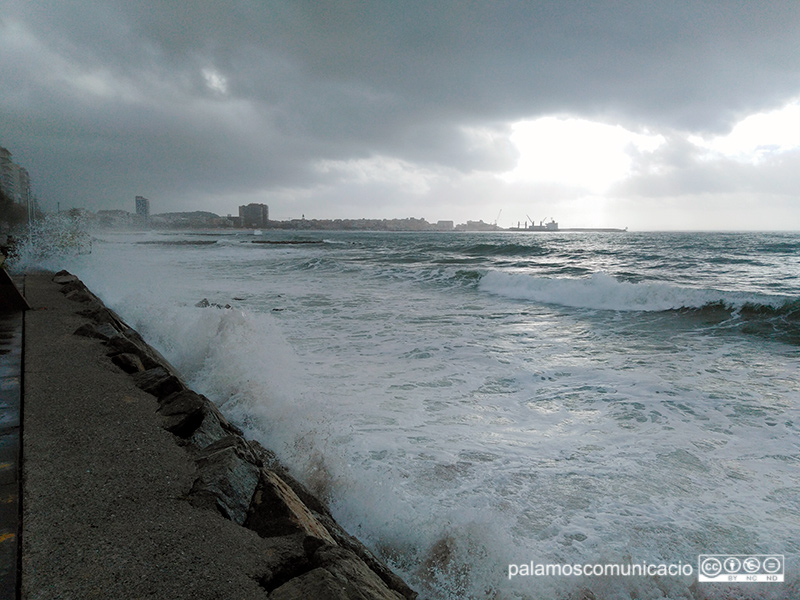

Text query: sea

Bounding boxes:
[29,229,800,599]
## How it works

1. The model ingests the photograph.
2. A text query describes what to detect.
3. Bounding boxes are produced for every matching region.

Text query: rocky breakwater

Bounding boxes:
[53,270,416,600]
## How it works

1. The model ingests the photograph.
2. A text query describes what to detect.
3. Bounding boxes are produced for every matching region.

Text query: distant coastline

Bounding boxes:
[63,208,627,233]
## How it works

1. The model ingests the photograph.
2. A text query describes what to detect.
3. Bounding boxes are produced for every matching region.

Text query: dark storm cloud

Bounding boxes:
[1,1,800,213]
[107,0,800,129]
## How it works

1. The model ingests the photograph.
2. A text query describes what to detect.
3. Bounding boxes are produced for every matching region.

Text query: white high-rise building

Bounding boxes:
[1,145,32,205]
[0,146,15,200]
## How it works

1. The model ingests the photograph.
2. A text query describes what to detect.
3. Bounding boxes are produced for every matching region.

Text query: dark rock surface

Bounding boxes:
[270,545,406,600]
[189,436,262,525]
[73,321,119,341]
[51,273,78,284]
[76,304,128,330]
[246,469,337,543]
[110,352,145,373]
[132,366,186,398]
[157,388,242,449]
[105,329,181,375]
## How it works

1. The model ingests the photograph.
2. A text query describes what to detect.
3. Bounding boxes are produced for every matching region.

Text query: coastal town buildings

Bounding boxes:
[455,219,501,231]
[434,220,455,231]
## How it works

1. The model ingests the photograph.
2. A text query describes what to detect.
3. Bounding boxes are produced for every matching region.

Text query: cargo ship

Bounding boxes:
[507,217,560,231]
[507,217,627,232]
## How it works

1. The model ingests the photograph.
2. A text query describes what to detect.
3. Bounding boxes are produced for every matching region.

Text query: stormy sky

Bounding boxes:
[2,1,799,230]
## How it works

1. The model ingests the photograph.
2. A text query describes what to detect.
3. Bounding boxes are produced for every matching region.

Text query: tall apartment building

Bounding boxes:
[15,167,31,207]
[1,146,33,207]
[135,195,150,225]
[0,147,12,199]
[238,203,269,228]
[135,196,150,216]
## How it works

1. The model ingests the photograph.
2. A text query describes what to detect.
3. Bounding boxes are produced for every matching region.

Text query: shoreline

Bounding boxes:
[21,269,416,599]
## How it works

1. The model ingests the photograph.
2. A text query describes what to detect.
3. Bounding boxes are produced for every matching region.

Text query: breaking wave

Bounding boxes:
[478,270,793,313]
[479,271,800,345]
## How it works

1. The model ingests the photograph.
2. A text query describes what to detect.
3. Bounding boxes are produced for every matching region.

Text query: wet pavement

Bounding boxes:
[0,302,22,600]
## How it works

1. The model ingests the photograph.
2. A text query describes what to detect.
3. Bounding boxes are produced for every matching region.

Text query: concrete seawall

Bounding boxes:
[21,271,416,599]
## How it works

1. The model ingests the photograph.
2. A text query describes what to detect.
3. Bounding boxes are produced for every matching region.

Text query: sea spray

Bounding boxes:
[7,213,92,271]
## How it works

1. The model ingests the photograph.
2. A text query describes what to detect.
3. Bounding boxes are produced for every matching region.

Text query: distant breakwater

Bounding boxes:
[52,269,417,600]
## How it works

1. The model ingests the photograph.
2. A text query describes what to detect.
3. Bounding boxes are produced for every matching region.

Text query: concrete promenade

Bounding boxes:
[20,272,288,599]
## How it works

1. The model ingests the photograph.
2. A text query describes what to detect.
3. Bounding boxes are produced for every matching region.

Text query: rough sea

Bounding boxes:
[53,230,799,599]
